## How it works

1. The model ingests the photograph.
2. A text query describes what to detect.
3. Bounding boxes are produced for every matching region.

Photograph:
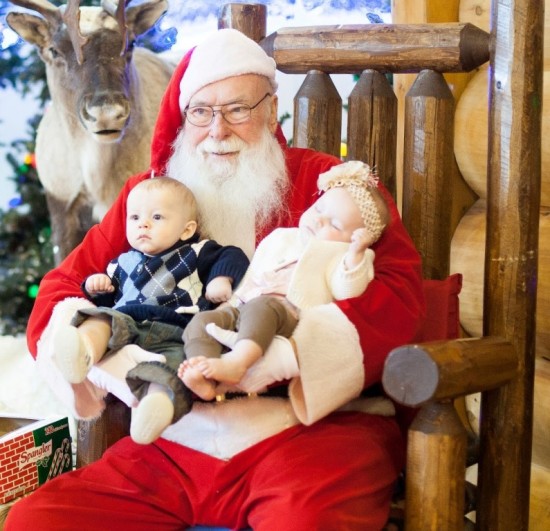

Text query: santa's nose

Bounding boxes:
[209,112,232,140]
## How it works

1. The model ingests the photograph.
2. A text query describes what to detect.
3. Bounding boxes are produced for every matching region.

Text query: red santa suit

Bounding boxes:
[12,29,425,531]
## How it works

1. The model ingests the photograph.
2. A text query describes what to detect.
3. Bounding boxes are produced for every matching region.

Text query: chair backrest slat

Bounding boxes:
[402,69,455,280]
[347,70,398,201]
[292,70,342,158]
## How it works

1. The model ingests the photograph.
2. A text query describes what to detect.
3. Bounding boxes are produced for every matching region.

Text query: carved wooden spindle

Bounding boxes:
[293,70,342,158]
[383,337,517,531]
[402,70,455,280]
[406,401,468,530]
[347,69,397,201]
[260,23,490,74]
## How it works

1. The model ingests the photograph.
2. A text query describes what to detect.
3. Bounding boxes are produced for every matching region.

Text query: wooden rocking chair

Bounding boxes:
[75,1,542,529]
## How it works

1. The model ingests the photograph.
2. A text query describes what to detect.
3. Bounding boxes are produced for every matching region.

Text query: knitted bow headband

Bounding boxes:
[317,160,386,241]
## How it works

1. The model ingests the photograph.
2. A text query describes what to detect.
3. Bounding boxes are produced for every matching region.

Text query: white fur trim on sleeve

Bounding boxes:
[288,303,365,425]
[35,297,108,420]
[331,248,375,300]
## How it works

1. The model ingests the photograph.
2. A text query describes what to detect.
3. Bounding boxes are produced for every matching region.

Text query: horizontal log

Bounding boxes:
[260,23,490,74]
[382,336,518,407]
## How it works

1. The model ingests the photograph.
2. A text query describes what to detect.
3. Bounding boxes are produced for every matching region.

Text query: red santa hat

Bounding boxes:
[149,29,279,175]
[179,28,278,112]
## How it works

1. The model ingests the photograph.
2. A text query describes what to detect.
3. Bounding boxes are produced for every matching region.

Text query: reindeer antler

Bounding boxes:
[102,0,132,56]
[8,0,62,25]
[62,0,88,65]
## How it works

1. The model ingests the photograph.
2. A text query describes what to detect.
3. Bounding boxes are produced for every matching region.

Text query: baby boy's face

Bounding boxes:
[126,187,193,256]
[298,187,364,244]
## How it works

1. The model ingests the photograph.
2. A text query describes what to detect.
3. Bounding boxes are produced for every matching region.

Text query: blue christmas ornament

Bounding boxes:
[8,195,23,208]
[135,22,178,54]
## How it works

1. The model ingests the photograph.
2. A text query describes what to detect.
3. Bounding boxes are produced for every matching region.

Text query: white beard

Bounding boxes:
[166,127,289,258]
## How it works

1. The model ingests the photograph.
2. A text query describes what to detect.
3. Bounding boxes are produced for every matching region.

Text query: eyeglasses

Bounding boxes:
[184,93,272,127]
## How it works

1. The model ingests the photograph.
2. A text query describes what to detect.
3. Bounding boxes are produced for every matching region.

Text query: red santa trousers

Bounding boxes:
[5,411,403,531]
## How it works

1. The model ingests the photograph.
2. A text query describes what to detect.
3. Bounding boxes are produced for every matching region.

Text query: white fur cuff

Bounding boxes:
[289,303,365,425]
[36,297,108,420]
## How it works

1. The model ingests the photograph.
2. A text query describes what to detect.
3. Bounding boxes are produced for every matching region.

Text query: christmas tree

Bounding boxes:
[0,0,52,335]
[0,130,54,335]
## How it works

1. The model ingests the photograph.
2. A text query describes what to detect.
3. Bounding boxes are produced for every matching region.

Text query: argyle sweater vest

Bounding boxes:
[88,236,249,328]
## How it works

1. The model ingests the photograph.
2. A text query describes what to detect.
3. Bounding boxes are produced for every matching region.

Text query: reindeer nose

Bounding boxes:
[81,92,130,135]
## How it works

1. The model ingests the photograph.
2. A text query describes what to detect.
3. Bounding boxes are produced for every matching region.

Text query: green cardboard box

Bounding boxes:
[0,415,72,504]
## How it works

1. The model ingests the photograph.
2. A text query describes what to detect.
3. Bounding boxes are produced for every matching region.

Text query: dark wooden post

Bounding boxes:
[402,70,455,280]
[347,70,397,201]
[477,0,544,528]
[217,3,266,42]
[76,394,130,468]
[406,402,467,530]
[293,70,342,158]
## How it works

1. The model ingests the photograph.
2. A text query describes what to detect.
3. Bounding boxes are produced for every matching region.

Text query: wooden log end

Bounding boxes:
[459,23,490,72]
[382,345,439,406]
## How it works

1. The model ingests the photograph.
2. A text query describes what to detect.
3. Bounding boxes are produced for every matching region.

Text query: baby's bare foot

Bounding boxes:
[196,355,248,385]
[177,359,191,379]
[180,358,217,401]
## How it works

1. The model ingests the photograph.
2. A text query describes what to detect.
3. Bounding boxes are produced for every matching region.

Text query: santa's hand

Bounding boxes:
[87,345,166,407]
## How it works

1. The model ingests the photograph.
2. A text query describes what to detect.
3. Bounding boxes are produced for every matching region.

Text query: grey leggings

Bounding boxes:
[183,295,299,359]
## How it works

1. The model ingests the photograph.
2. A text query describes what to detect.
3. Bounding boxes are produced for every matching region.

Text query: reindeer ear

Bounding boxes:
[125,0,168,38]
[6,12,54,49]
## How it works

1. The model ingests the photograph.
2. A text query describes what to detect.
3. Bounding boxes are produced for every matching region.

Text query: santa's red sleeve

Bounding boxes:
[26,173,150,357]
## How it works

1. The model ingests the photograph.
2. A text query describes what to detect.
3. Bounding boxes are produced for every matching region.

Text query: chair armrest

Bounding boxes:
[382,336,518,530]
[382,336,518,407]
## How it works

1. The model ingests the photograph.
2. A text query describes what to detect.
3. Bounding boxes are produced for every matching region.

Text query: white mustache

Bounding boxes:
[199,137,247,155]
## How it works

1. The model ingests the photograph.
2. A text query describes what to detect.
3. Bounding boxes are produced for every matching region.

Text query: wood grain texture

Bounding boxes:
[292,71,342,157]
[261,23,490,74]
[383,337,517,406]
[346,70,397,200]
[477,0,544,528]
[402,70,455,280]
[218,3,266,41]
[406,402,467,530]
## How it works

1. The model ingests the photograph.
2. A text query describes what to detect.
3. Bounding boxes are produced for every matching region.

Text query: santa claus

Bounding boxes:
[8,29,425,531]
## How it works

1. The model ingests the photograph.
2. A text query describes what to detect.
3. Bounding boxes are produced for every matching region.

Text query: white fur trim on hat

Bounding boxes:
[179,28,278,112]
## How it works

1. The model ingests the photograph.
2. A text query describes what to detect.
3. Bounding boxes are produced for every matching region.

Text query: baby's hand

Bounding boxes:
[205,276,233,303]
[85,273,114,295]
[349,228,376,254]
[344,228,376,270]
